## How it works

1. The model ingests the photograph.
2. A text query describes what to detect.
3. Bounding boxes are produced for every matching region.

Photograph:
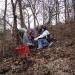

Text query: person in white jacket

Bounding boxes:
[34,30,50,40]
[34,26,50,49]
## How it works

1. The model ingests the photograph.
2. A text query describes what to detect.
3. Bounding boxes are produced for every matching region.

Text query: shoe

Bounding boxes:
[48,42,54,47]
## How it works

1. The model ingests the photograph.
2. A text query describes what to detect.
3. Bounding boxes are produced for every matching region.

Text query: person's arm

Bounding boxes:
[34,30,50,40]
[34,34,44,40]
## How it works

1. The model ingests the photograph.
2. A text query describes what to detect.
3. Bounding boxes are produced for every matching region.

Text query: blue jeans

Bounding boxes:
[38,39,48,49]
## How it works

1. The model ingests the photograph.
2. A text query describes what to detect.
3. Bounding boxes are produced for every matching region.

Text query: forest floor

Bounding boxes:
[0,22,75,75]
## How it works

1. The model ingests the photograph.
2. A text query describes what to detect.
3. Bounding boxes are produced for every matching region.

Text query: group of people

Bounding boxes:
[18,25,51,50]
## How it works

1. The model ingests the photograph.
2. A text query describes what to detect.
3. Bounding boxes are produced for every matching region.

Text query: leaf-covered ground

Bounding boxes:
[0,22,75,75]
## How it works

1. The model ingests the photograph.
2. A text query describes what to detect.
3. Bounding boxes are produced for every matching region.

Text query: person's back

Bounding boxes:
[18,28,32,45]
[23,32,30,44]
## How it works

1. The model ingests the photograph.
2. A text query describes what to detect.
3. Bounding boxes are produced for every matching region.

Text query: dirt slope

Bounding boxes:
[0,22,75,75]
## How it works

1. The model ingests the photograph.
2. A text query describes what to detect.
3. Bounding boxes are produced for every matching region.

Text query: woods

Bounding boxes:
[0,0,75,75]
[0,0,75,31]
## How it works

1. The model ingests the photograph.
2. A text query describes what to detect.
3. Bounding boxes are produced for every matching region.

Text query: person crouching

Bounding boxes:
[34,26,50,49]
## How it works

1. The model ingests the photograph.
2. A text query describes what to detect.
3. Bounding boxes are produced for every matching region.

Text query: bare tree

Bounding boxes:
[72,0,75,20]
[26,0,39,27]
[55,0,59,24]
[3,0,7,31]
[26,9,30,29]
[64,0,67,22]
[18,0,27,29]
[11,0,19,45]
[43,1,44,25]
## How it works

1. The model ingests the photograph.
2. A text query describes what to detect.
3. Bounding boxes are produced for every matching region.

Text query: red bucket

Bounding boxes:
[15,44,30,56]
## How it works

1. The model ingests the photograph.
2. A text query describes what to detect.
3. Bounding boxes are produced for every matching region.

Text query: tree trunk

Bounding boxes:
[56,0,59,24]
[43,1,44,25]
[28,12,30,29]
[64,0,67,22]
[66,0,70,21]
[33,0,36,28]
[2,0,7,57]
[72,0,75,20]
[3,0,7,31]
[18,0,27,29]
[11,0,19,45]
[48,7,52,25]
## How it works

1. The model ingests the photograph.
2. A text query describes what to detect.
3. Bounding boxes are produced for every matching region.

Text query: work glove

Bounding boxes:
[34,37,38,41]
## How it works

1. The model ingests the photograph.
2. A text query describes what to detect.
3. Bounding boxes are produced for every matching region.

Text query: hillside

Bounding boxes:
[0,22,75,75]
